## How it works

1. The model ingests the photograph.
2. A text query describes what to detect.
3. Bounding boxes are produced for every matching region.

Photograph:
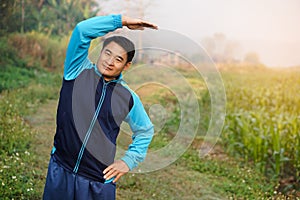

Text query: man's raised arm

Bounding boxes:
[63,14,157,80]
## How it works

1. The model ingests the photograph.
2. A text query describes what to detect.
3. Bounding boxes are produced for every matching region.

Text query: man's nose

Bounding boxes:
[107,57,114,65]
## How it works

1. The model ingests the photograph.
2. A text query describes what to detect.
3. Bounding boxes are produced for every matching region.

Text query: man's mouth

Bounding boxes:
[103,66,113,71]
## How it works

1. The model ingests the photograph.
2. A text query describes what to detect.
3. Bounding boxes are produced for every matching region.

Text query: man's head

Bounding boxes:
[97,36,135,81]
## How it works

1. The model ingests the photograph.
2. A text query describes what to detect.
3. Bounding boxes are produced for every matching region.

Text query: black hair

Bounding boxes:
[102,36,135,63]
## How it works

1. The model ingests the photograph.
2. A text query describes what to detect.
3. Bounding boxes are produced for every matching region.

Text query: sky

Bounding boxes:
[98,0,300,67]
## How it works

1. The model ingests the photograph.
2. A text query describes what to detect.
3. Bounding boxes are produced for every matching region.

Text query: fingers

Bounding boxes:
[113,173,123,183]
[104,168,119,181]
[103,160,130,183]
[102,165,111,174]
[141,21,158,30]
[122,16,158,30]
[128,25,145,30]
[103,168,125,183]
[126,22,157,30]
[137,20,158,30]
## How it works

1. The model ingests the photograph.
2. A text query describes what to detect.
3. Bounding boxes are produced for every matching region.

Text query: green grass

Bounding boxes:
[0,33,62,199]
[116,142,280,199]
[1,34,298,198]
[1,67,282,199]
[221,69,300,196]
[0,70,61,199]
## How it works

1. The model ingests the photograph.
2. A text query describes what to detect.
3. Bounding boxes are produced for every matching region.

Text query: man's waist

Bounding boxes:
[53,149,107,183]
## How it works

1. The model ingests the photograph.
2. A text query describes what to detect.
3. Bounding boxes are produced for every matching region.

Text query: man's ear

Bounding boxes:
[124,62,132,71]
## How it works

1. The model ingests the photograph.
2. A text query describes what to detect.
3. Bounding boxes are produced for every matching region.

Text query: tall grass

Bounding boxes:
[0,38,35,92]
[1,32,67,92]
[8,31,68,71]
[222,69,300,193]
[0,71,61,199]
[0,33,62,199]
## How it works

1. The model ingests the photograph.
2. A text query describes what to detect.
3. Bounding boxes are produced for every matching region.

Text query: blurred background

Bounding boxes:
[98,0,300,68]
[1,0,300,67]
[0,0,299,199]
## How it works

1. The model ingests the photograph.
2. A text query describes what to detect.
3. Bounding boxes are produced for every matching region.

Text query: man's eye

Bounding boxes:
[105,51,111,56]
[116,58,122,62]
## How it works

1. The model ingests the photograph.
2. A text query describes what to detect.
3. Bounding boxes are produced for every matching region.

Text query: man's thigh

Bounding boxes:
[43,156,116,200]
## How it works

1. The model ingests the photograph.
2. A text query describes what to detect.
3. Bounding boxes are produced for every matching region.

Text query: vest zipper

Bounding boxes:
[73,82,108,174]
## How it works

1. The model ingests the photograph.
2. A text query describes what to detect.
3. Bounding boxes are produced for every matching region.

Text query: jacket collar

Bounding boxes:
[93,64,123,83]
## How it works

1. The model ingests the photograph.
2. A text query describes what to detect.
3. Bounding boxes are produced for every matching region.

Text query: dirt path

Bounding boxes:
[29,99,57,167]
[27,99,58,197]
[28,99,227,200]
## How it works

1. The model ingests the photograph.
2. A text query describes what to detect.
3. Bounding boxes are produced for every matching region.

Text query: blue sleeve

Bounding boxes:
[64,14,123,80]
[121,93,154,170]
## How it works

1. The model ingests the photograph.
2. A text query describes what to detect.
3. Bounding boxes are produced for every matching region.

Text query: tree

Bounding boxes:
[0,0,99,36]
[38,0,99,35]
[0,0,11,33]
[201,33,242,63]
[244,52,261,64]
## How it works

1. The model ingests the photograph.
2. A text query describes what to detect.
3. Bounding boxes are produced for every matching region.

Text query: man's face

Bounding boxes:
[97,41,131,81]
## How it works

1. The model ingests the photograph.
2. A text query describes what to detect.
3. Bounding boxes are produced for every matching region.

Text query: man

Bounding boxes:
[43,14,157,199]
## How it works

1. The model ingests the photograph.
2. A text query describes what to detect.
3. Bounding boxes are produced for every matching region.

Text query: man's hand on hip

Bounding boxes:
[103,160,130,183]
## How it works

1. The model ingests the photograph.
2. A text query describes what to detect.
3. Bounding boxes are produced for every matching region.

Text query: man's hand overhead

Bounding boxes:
[122,16,158,30]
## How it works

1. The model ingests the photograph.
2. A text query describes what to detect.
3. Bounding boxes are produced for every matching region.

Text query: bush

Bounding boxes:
[8,32,68,71]
[0,37,36,92]
[0,32,67,92]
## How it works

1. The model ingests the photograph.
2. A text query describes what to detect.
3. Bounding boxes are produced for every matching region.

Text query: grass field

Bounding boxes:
[221,67,300,196]
[0,33,299,198]
[2,59,300,199]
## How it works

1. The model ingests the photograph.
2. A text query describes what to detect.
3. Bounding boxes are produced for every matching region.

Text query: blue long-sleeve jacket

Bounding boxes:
[52,14,154,182]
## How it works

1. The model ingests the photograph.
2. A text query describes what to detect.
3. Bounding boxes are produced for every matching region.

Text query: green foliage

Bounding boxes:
[179,149,278,199]
[8,32,67,70]
[0,32,62,198]
[2,33,298,198]
[222,69,300,194]
[118,70,282,198]
[0,73,61,199]
[0,0,20,34]
[0,37,35,92]
[39,0,99,35]
[0,33,65,92]
[0,0,99,36]
[0,66,36,92]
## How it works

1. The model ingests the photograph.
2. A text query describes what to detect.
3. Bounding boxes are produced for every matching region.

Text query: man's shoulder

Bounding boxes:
[64,58,95,80]
[118,81,140,99]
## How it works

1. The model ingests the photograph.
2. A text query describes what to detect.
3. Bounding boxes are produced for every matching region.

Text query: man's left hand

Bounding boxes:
[103,160,130,183]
